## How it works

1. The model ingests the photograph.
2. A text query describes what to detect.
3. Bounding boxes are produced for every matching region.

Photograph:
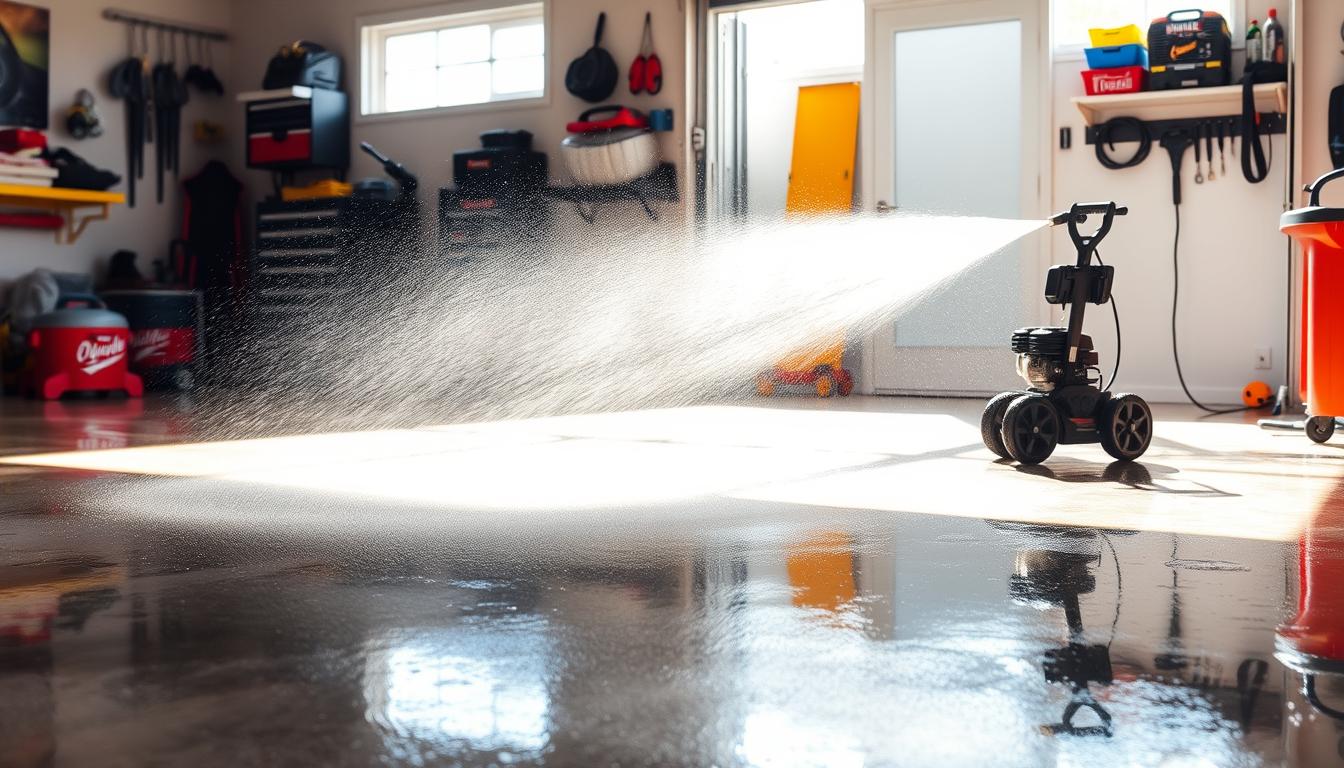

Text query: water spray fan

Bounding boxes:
[981,202,1153,466]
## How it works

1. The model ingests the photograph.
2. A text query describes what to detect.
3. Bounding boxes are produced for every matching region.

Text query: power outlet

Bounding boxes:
[1255,348,1272,370]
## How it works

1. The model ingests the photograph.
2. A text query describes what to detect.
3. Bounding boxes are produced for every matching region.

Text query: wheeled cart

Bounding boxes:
[1281,169,1344,444]
[981,202,1153,465]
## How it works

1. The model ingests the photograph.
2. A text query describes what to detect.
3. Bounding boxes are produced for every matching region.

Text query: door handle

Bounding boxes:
[876,200,895,213]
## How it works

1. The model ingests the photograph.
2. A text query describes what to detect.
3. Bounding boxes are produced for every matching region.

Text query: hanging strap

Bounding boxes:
[593,12,606,46]
[1241,62,1287,184]
[640,13,654,57]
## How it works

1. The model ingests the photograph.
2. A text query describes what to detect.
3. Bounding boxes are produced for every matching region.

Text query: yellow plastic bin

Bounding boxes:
[1088,25,1144,48]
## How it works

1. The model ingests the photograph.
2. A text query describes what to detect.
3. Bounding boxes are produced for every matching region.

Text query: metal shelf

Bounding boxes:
[0,184,125,244]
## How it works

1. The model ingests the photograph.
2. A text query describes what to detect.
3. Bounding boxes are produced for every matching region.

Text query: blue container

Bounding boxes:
[1084,44,1148,69]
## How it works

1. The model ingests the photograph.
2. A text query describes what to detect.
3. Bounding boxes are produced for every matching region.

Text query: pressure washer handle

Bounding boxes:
[359,141,419,197]
[1306,167,1344,207]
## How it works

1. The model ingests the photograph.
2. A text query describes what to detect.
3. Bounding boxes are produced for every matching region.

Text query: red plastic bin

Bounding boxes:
[1281,168,1344,422]
[1080,66,1147,96]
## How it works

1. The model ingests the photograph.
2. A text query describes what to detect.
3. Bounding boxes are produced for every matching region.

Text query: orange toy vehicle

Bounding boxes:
[756,334,854,398]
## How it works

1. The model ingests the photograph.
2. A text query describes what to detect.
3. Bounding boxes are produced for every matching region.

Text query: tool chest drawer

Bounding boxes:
[242,88,349,171]
[438,189,548,257]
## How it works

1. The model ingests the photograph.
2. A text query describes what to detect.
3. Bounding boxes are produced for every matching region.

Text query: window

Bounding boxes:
[361,1,545,116]
[1053,0,1240,53]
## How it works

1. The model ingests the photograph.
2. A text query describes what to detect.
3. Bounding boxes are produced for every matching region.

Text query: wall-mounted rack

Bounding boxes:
[1074,83,1288,146]
[0,185,126,245]
[546,163,679,223]
[102,8,229,41]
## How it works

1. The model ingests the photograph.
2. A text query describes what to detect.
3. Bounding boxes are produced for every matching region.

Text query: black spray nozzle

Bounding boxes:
[1159,129,1194,206]
[1050,202,1128,227]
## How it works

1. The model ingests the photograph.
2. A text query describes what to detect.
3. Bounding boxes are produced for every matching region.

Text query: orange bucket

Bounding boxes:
[1281,169,1344,418]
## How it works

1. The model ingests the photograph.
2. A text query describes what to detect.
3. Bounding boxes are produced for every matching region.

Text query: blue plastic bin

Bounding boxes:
[1084,44,1148,69]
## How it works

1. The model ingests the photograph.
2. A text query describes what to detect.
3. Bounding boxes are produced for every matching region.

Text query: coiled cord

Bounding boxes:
[1094,117,1152,171]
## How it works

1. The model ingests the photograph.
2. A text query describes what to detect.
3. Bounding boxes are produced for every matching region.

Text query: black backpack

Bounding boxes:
[565,14,617,103]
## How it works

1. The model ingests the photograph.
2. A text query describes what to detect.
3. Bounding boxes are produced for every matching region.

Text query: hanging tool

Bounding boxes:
[1194,123,1204,184]
[1204,121,1215,181]
[108,23,148,206]
[1217,121,1227,177]
[628,12,662,95]
[1160,128,1193,205]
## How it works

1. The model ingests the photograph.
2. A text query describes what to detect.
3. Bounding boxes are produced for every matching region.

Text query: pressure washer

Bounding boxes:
[981,202,1153,465]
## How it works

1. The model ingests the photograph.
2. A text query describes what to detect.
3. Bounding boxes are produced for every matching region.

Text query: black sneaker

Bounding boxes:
[44,147,120,191]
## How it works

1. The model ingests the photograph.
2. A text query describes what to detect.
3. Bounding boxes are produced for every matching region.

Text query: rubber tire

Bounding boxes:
[1001,393,1060,465]
[1307,416,1336,444]
[837,370,854,397]
[1099,393,1153,462]
[815,373,835,398]
[980,392,1021,459]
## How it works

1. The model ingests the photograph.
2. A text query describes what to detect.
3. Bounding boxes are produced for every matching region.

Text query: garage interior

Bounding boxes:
[2,0,1344,765]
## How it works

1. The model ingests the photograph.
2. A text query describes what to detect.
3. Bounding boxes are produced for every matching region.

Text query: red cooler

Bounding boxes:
[26,295,143,400]
[1281,168,1344,443]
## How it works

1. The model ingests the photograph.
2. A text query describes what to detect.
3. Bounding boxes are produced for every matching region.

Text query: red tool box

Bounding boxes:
[1080,66,1147,96]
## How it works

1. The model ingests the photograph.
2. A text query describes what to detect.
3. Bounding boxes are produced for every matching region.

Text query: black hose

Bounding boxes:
[1094,250,1121,392]
[1170,204,1249,415]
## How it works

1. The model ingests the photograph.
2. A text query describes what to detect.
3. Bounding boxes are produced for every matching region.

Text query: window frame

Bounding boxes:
[357,0,550,122]
[1051,0,1244,60]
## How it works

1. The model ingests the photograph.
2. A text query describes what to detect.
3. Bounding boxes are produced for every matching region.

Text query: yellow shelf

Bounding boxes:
[1072,82,1288,126]
[0,184,125,244]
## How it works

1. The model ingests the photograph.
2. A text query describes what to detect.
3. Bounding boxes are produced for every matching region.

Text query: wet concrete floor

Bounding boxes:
[2,395,1343,767]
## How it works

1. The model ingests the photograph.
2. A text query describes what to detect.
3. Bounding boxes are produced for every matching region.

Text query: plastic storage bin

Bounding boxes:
[1088,25,1144,48]
[1084,44,1149,69]
[1281,168,1344,440]
[1081,66,1148,96]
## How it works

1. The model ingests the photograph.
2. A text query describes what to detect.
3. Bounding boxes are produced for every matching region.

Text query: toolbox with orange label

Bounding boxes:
[1147,9,1231,90]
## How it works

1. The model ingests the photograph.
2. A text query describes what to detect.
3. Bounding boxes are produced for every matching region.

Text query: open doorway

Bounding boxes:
[707,0,864,222]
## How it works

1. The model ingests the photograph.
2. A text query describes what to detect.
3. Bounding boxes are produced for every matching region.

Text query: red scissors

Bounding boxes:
[629,12,662,95]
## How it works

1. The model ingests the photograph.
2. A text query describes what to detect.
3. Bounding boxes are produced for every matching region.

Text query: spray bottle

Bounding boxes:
[1263,8,1285,65]
[1245,18,1262,64]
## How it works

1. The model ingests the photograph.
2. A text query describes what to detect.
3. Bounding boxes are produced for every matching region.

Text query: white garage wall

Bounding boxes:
[1050,0,1292,404]
[0,0,233,283]
[225,0,687,209]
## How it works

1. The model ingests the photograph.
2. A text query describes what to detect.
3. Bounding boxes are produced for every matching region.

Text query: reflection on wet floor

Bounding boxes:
[1,397,1344,765]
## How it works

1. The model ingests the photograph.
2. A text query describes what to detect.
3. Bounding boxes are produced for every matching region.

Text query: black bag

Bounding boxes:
[565,14,618,103]
[263,41,341,91]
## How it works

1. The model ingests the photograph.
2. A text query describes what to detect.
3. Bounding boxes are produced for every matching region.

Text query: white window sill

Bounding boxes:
[354,92,550,125]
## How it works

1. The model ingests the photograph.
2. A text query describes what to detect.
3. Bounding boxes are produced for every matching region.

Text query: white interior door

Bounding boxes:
[865,0,1049,396]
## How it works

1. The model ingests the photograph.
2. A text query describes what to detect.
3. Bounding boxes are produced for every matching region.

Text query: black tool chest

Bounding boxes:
[249,198,348,325]
[244,88,349,171]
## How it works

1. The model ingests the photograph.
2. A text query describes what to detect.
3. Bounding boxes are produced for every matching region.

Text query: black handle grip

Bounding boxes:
[577,105,623,122]
[1166,9,1205,21]
[593,12,605,45]
[359,141,390,165]
[1307,167,1344,207]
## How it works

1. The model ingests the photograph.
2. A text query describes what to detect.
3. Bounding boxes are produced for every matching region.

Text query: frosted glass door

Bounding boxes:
[868,1,1045,395]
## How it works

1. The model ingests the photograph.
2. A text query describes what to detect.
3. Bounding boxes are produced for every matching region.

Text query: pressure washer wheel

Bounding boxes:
[1000,394,1060,465]
[1099,393,1153,461]
[981,391,1022,459]
[1307,415,1336,444]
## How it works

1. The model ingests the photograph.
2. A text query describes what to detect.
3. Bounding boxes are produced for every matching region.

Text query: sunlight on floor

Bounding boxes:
[3,405,1337,539]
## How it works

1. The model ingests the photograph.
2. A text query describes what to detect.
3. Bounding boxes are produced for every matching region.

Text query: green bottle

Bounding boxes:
[1246,19,1262,64]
